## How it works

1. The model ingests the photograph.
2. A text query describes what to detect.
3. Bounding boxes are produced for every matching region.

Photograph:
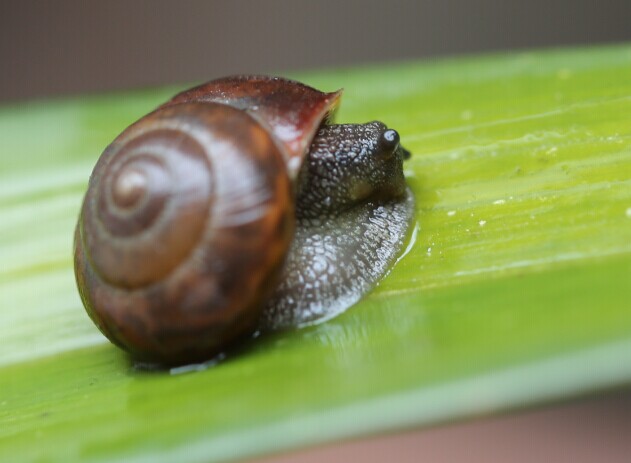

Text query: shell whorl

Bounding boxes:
[86,126,212,288]
[74,102,293,362]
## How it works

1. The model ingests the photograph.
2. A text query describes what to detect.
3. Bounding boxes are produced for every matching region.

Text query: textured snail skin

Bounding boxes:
[260,122,415,329]
[74,103,293,363]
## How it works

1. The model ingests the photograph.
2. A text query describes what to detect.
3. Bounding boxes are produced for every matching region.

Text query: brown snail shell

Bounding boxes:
[74,77,341,364]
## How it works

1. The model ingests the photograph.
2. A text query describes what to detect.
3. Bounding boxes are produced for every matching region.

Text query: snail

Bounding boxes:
[74,75,414,364]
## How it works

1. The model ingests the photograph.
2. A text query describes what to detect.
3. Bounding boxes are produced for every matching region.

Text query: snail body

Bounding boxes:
[74,76,414,364]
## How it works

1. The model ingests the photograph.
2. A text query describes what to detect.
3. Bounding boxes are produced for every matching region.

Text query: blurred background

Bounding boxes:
[2,1,630,462]
[1,0,631,103]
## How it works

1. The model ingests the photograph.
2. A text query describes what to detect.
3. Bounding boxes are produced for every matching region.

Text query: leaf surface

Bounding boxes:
[1,45,631,462]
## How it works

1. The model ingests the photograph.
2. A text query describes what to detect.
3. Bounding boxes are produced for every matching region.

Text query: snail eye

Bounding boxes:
[376,129,400,159]
[380,129,400,151]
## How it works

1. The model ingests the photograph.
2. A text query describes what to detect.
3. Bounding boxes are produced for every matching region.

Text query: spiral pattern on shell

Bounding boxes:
[74,102,293,363]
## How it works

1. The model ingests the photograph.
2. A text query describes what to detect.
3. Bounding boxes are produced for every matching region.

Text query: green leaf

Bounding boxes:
[1,45,631,462]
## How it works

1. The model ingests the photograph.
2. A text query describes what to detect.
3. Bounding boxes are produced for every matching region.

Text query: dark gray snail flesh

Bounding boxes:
[261,122,414,329]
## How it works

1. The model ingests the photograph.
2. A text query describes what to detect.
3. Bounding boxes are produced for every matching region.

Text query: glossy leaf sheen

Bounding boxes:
[1,45,631,462]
